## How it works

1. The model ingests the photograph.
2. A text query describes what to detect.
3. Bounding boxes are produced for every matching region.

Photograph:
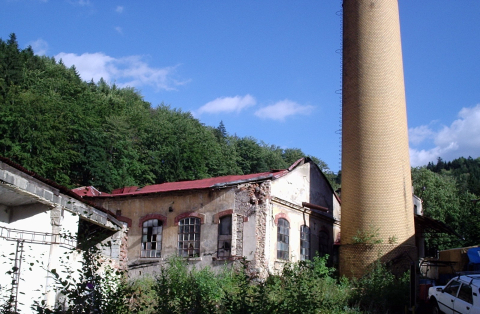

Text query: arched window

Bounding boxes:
[218,215,232,258]
[178,217,200,257]
[277,218,290,260]
[300,225,310,261]
[141,219,162,258]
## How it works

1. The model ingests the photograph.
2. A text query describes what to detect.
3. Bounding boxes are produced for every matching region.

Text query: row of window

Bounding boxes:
[277,219,329,261]
[141,216,329,260]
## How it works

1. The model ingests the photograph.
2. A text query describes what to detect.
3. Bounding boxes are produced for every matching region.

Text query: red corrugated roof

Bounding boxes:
[72,186,108,197]
[111,186,139,194]
[70,157,339,201]
[82,169,289,198]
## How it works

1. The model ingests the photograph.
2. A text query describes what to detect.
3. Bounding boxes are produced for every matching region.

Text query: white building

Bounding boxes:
[0,157,125,313]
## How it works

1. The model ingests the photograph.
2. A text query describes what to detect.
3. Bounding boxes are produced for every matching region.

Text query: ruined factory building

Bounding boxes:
[0,156,125,313]
[74,158,341,277]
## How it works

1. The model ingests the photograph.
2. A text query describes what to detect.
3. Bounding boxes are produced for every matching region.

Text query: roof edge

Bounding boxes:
[0,156,120,226]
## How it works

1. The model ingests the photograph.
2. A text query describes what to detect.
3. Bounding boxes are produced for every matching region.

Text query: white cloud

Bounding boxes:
[254,99,314,121]
[409,104,480,166]
[408,124,436,146]
[29,38,49,56]
[55,52,187,91]
[197,95,256,115]
[115,26,123,34]
[115,6,124,13]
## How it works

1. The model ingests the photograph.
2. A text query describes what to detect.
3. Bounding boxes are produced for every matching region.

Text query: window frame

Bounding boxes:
[300,225,310,261]
[277,218,290,260]
[178,217,201,258]
[457,283,473,304]
[217,215,232,258]
[444,280,461,297]
[140,219,163,258]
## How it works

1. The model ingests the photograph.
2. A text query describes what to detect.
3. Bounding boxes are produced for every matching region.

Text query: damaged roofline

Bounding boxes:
[211,174,275,188]
[0,156,122,229]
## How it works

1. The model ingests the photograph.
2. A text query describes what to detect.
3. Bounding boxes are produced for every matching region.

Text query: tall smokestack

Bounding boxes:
[340,0,416,278]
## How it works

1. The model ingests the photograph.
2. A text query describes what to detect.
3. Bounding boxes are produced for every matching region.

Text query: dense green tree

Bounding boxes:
[412,167,479,252]
[0,33,333,193]
[427,156,480,196]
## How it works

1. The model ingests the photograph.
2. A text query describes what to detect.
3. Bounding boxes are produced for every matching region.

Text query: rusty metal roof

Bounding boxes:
[72,157,341,203]
[79,169,289,198]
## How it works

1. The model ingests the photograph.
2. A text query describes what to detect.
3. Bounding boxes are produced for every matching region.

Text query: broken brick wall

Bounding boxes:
[234,181,271,278]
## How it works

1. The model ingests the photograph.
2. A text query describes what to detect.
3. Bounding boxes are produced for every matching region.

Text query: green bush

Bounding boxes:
[136,255,359,314]
[127,276,157,314]
[350,261,410,313]
[264,255,355,314]
[149,255,358,314]
[153,257,224,314]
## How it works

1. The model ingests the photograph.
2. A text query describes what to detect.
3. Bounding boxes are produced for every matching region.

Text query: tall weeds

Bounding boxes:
[1,251,411,313]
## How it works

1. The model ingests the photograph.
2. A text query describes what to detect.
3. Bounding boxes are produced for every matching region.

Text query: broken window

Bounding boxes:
[300,225,310,261]
[217,215,232,258]
[318,230,329,257]
[277,218,289,260]
[178,217,200,257]
[141,219,162,258]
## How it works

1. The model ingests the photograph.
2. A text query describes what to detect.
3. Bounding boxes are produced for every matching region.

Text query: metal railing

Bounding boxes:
[0,225,76,248]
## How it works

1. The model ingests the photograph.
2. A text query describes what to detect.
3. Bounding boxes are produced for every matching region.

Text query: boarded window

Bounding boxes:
[141,219,162,258]
[178,217,200,257]
[300,225,310,261]
[277,218,289,260]
[218,215,232,258]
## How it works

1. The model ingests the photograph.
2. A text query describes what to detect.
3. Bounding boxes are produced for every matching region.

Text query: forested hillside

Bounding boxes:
[0,34,331,192]
[426,156,480,196]
[412,157,480,253]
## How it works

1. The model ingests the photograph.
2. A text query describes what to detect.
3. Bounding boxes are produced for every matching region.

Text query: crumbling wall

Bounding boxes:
[235,181,271,278]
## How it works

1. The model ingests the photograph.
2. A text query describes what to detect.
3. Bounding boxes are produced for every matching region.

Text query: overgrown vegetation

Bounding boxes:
[0,251,413,314]
[31,241,132,313]
[350,262,410,314]
[130,256,410,313]
[351,228,383,245]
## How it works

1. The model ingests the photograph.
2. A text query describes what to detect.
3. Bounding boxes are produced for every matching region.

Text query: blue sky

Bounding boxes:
[2,1,480,173]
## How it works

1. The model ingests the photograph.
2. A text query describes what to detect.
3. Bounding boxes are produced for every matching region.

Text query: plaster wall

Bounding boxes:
[271,162,333,210]
[96,188,241,272]
[0,237,52,312]
[268,162,339,272]
[268,203,335,273]
[0,209,82,313]
[0,159,124,312]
